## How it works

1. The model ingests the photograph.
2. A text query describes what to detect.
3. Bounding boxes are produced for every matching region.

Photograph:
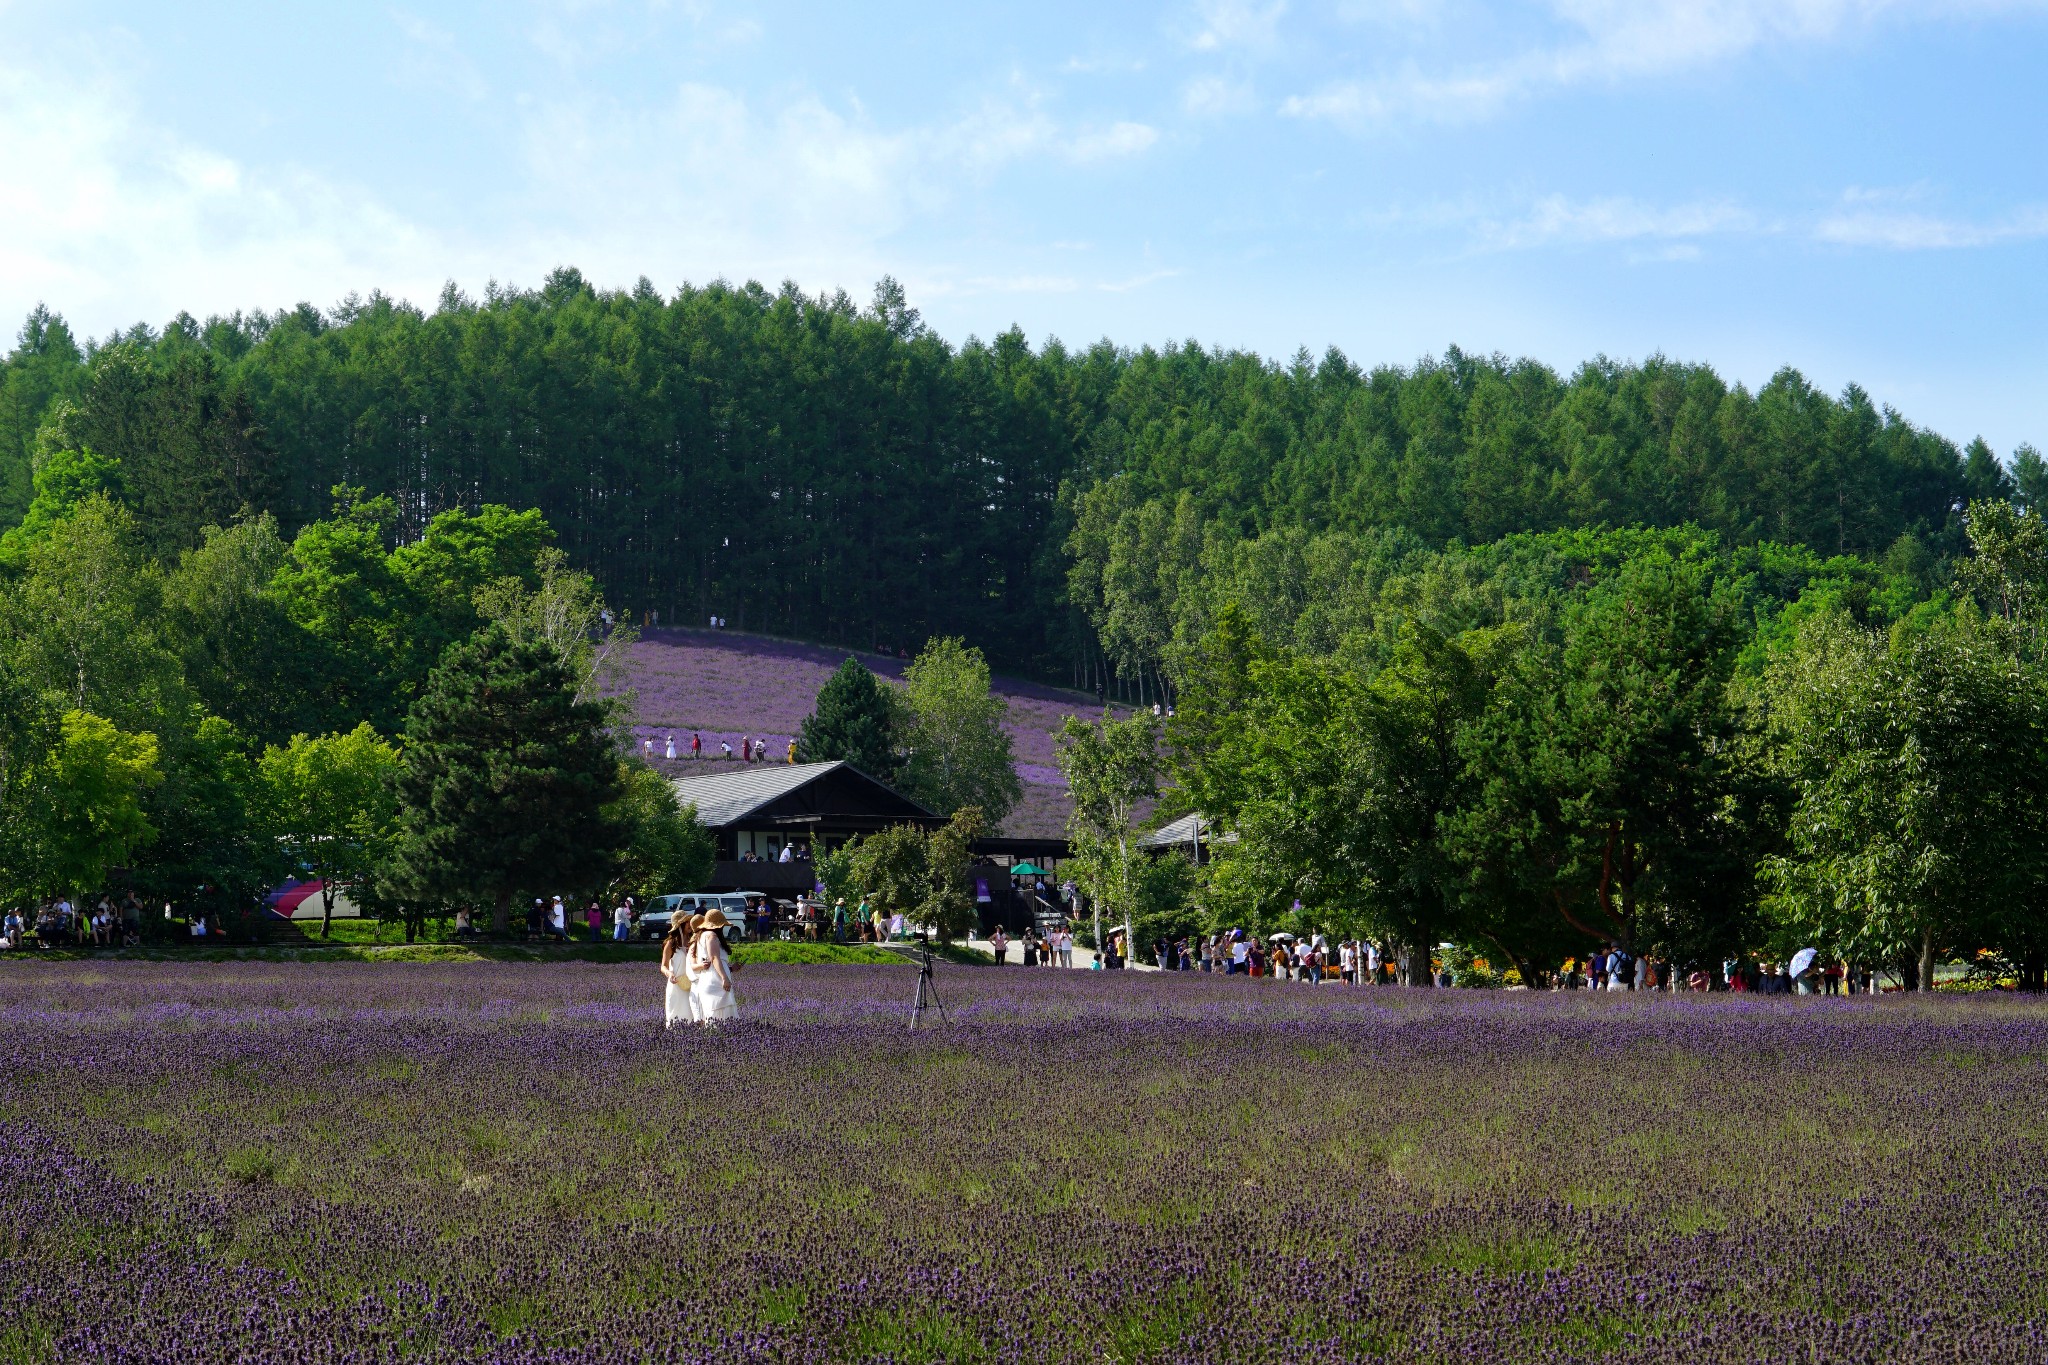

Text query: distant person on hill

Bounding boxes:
[720,741,733,760]
[691,732,702,756]
[642,737,653,760]
[787,738,797,764]
[665,734,676,760]
[741,734,751,762]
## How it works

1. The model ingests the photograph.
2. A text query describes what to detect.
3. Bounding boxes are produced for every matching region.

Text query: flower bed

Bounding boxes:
[2,963,2041,1362]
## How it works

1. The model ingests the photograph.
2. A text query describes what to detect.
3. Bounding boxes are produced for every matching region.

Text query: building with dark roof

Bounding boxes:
[669,760,945,893]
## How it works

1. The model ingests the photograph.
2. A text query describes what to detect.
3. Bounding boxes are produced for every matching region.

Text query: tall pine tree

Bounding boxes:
[389,624,625,932]
[797,657,902,780]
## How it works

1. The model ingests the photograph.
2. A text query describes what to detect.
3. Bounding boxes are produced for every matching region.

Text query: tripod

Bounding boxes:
[908,942,948,1028]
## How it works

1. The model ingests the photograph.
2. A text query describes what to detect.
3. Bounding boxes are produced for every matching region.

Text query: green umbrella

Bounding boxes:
[1008,862,1047,877]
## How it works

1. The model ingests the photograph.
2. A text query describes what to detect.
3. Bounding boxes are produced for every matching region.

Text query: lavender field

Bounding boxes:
[618,629,1112,838]
[2,964,2044,1364]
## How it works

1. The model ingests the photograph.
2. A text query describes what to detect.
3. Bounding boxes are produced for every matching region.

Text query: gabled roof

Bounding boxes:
[669,760,938,829]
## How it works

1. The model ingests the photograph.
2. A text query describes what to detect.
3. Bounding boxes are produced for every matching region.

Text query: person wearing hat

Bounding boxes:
[832,898,847,943]
[661,913,701,1028]
[688,908,738,1023]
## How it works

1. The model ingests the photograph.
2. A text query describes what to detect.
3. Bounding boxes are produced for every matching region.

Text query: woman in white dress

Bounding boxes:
[688,909,738,1024]
[661,913,701,1028]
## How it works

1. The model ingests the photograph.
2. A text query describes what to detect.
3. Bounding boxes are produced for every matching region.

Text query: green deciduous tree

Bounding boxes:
[1450,553,1757,959]
[260,722,401,940]
[1,494,186,734]
[1760,606,2048,990]
[387,625,625,933]
[474,545,637,705]
[607,763,716,904]
[817,807,985,943]
[823,824,929,926]
[161,515,325,745]
[25,710,161,904]
[0,414,122,569]
[133,716,286,934]
[898,637,1021,824]
[1056,708,1160,956]
[797,657,903,779]
[921,806,985,943]
[0,661,59,905]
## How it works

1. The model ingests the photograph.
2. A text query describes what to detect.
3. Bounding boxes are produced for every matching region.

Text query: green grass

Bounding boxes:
[732,942,908,966]
[1,938,999,967]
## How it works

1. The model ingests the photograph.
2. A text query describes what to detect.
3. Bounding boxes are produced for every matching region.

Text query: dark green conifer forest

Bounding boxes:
[6,270,2034,684]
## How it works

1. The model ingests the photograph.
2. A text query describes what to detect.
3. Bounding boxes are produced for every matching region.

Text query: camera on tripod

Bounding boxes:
[907,930,946,1028]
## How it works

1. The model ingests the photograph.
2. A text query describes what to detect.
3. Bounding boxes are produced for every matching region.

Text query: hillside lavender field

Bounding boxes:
[1,963,2043,1363]
[618,629,1112,837]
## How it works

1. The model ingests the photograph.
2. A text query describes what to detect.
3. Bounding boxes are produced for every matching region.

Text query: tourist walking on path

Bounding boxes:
[689,909,739,1023]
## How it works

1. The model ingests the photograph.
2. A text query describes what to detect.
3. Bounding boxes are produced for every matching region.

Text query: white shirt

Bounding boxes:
[551,904,565,930]
[1231,941,1248,964]
[778,845,794,863]
[613,905,632,927]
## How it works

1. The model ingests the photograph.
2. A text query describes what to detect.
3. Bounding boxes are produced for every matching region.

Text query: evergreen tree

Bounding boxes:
[388,625,625,933]
[797,657,902,779]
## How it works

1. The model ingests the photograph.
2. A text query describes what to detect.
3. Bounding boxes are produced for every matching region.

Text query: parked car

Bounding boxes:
[639,893,751,944]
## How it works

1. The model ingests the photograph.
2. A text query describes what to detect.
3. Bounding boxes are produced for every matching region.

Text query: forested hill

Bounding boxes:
[1,270,2037,680]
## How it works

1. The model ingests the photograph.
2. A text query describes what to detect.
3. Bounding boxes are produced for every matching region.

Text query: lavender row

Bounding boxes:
[1,964,2042,1363]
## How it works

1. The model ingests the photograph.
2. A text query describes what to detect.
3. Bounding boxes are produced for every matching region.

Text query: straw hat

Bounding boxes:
[697,907,730,930]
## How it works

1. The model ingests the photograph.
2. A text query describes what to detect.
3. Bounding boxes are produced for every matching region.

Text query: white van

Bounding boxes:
[639,893,751,944]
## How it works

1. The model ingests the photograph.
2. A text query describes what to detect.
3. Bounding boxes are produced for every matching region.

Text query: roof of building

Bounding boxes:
[1137,813,1234,850]
[668,760,937,829]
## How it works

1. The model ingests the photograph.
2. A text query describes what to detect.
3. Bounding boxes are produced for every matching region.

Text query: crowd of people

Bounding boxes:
[1,893,158,950]
[972,923,1882,993]
[642,731,796,764]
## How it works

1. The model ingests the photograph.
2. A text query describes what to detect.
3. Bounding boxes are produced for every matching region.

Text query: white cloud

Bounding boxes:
[0,17,1170,341]
[0,54,447,331]
[1333,0,1445,21]
[1182,0,1289,52]
[1181,73,1258,116]
[1815,205,2048,249]
[1067,121,1160,162]
[1286,0,2048,131]
[1478,193,1758,249]
[389,10,490,102]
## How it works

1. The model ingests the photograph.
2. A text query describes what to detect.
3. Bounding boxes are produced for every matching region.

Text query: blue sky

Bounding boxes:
[2,0,2043,453]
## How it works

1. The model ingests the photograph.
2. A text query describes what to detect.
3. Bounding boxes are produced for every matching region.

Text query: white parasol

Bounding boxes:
[1789,946,1819,979]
